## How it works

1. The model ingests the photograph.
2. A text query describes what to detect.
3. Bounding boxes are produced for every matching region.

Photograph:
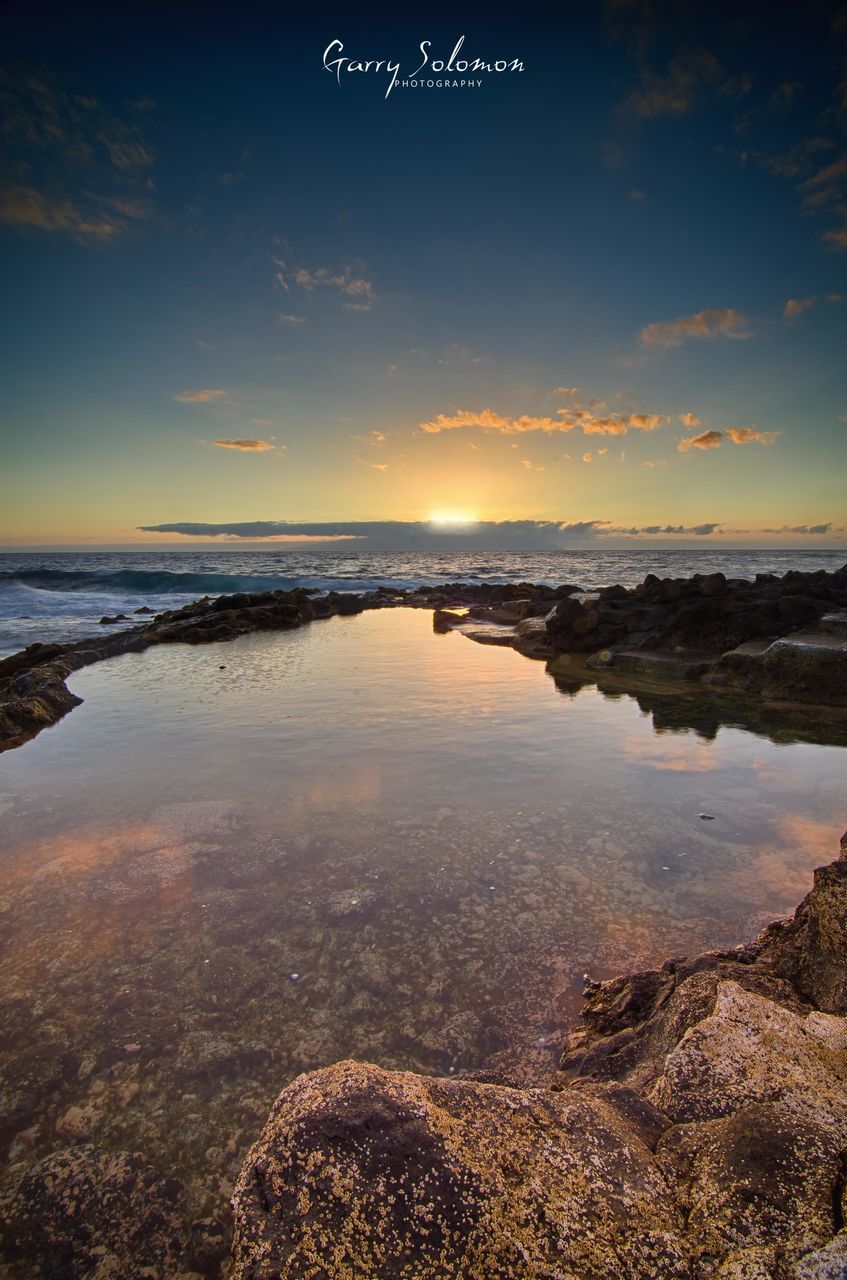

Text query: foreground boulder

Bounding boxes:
[233,833,847,1280]
[231,1060,690,1280]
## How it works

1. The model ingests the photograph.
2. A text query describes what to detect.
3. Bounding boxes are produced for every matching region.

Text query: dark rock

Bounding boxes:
[0,1145,186,1278]
[433,608,465,632]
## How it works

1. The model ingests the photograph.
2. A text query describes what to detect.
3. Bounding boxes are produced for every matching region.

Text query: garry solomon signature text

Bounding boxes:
[323,36,525,98]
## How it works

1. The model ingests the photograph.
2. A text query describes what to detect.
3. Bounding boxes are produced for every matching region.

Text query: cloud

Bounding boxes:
[823,225,847,250]
[277,313,306,326]
[353,430,386,444]
[678,429,724,451]
[610,523,721,536]
[679,426,779,452]
[418,404,667,437]
[568,409,666,435]
[0,71,155,242]
[582,452,593,463]
[368,462,389,471]
[783,296,815,317]
[724,427,780,445]
[679,412,701,428]
[138,519,619,549]
[721,72,753,99]
[139,517,839,548]
[274,260,376,307]
[641,307,753,349]
[0,185,125,239]
[211,439,275,452]
[642,460,667,468]
[624,49,723,120]
[521,459,545,471]
[419,409,565,434]
[174,388,229,404]
[729,523,833,535]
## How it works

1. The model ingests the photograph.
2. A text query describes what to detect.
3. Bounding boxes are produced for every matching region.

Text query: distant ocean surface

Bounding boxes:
[1,548,845,656]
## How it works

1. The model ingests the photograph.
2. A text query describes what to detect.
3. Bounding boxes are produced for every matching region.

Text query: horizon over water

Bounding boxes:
[0,546,845,655]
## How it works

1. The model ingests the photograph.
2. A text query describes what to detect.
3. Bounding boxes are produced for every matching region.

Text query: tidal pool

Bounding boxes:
[1,607,845,1243]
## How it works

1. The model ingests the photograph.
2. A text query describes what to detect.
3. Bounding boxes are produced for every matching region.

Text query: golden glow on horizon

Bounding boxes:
[427,510,479,528]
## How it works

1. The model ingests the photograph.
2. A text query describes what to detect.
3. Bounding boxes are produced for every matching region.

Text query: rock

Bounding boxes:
[0,1145,188,1279]
[819,612,847,637]
[433,608,464,632]
[231,1060,690,1280]
[760,832,847,1013]
[323,887,380,921]
[463,626,518,646]
[585,649,715,683]
[708,632,847,705]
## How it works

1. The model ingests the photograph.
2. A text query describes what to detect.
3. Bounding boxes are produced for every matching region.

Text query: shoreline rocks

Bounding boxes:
[2,564,846,752]
[231,832,847,1279]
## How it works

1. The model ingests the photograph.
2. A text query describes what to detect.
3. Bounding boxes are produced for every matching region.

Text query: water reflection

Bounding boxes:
[0,608,844,1259]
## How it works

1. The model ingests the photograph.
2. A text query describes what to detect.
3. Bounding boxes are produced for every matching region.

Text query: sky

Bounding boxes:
[0,0,845,551]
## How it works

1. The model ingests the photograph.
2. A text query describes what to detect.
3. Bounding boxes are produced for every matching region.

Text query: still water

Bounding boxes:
[1,608,845,1232]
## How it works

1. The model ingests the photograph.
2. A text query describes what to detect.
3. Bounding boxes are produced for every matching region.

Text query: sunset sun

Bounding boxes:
[427,510,478,528]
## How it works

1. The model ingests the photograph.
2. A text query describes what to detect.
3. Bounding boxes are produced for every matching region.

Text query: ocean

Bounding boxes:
[1,547,845,656]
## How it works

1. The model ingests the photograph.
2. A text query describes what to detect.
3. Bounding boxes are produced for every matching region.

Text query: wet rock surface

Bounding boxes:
[233,833,847,1280]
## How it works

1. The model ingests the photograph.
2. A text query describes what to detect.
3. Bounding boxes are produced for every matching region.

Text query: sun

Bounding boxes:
[427,510,478,528]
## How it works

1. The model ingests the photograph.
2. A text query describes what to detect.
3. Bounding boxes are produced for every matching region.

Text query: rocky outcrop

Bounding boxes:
[544,568,847,657]
[232,833,847,1280]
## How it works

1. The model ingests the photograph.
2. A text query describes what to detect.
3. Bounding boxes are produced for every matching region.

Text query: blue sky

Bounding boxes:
[0,1,845,548]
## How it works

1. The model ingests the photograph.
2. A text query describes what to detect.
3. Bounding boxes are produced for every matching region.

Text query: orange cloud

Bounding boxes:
[724,427,780,445]
[679,427,779,452]
[678,430,724,451]
[679,412,701,428]
[211,438,274,452]
[419,405,667,437]
[419,409,565,434]
[566,409,666,435]
[641,307,753,348]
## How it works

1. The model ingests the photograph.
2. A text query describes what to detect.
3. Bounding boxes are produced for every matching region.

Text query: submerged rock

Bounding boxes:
[0,1145,190,1279]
